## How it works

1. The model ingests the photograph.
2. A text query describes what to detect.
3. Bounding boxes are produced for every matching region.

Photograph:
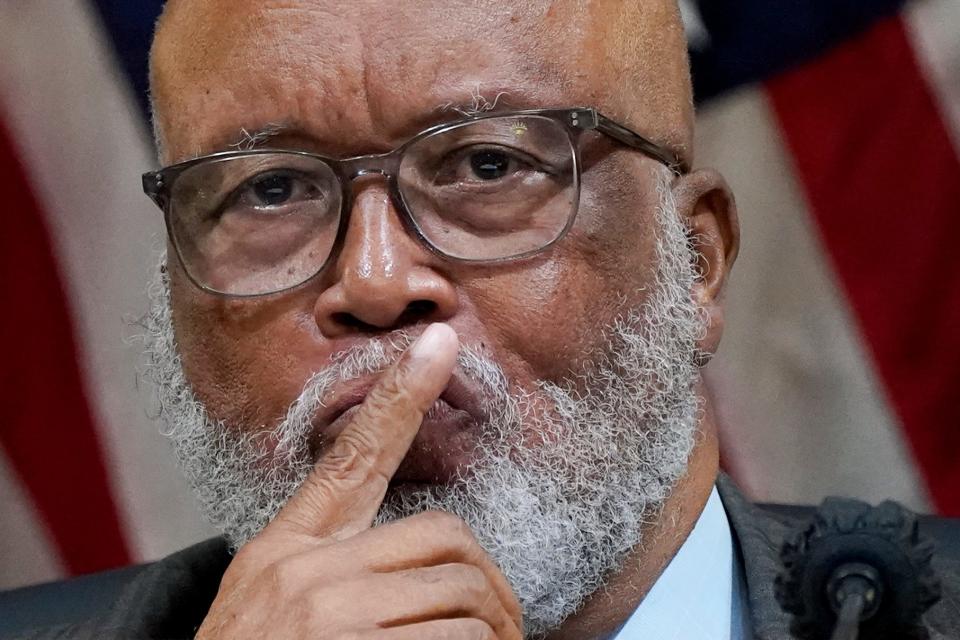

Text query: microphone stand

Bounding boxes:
[826,562,880,640]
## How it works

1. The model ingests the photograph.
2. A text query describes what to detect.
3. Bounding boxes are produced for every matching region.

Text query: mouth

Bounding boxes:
[309,372,488,481]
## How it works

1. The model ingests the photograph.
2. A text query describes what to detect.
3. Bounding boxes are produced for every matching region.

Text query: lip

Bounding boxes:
[312,370,488,449]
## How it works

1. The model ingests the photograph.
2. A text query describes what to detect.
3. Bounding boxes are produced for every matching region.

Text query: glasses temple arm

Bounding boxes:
[588,111,687,174]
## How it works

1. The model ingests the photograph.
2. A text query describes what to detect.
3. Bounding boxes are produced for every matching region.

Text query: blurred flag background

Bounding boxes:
[1,0,957,589]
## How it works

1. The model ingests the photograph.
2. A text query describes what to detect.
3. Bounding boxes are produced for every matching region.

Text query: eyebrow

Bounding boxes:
[228,122,289,151]
[210,87,547,158]
[436,89,513,117]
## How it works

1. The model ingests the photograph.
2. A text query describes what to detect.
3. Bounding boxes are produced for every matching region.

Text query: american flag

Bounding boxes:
[1,0,957,590]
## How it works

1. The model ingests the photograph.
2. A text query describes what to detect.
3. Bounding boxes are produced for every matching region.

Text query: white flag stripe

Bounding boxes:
[697,87,932,510]
[906,0,960,154]
[0,451,62,590]
[0,0,212,569]
[678,0,711,51]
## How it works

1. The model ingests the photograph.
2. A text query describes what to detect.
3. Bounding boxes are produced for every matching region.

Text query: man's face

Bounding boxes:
[152,1,685,480]
[147,1,735,634]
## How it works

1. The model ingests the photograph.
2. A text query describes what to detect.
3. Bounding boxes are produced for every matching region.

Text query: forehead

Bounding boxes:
[152,0,623,162]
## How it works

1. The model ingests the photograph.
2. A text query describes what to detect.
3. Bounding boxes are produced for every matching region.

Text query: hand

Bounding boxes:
[196,324,523,639]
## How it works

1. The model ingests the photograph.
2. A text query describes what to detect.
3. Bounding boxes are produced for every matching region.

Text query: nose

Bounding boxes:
[313,181,458,337]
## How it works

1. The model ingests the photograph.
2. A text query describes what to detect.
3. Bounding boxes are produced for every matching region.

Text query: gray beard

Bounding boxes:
[140,175,706,638]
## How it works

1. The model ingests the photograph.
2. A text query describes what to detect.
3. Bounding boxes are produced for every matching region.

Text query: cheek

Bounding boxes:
[466,241,656,386]
[169,268,323,429]
[464,156,662,384]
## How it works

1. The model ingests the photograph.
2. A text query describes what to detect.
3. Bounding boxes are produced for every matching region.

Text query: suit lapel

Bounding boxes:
[717,475,798,640]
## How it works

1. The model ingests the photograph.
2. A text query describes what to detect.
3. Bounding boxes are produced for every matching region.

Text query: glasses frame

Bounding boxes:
[142,107,685,298]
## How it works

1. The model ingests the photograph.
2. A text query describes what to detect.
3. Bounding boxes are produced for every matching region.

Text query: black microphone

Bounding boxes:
[774,497,942,640]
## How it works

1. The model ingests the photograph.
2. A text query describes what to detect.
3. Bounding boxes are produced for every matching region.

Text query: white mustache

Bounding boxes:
[273,334,510,460]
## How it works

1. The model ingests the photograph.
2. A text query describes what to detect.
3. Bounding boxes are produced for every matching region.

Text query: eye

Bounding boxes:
[223,168,326,213]
[469,150,512,180]
[251,173,296,206]
[231,169,321,211]
[431,145,540,187]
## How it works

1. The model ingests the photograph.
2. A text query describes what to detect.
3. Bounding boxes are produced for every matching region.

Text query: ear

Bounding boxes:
[671,168,740,363]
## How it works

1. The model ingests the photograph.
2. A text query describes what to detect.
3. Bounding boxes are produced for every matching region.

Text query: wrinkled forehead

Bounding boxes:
[150,0,691,164]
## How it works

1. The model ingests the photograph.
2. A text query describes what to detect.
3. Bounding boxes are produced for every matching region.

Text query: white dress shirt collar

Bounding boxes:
[609,486,750,639]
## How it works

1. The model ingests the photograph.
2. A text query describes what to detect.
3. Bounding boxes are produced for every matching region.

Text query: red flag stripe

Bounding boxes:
[766,15,960,514]
[0,115,131,574]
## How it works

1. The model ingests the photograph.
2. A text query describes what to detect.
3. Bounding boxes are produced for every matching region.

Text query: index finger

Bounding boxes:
[272,323,459,538]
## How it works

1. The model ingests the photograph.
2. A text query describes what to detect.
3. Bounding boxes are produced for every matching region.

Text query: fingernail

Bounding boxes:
[410,323,452,362]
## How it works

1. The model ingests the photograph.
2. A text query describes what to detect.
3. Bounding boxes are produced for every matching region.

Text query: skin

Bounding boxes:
[149,1,740,638]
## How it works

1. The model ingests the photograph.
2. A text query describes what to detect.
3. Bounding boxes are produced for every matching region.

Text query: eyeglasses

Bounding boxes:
[142,107,683,297]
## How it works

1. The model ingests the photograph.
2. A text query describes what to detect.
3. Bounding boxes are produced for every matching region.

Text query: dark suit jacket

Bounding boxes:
[2,478,958,639]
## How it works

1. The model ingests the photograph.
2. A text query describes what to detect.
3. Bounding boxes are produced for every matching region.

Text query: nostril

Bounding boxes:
[330,312,378,333]
[329,299,438,333]
[397,299,438,325]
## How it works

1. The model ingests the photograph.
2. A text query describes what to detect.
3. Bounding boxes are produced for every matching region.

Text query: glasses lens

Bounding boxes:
[397,115,578,260]
[168,153,341,295]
